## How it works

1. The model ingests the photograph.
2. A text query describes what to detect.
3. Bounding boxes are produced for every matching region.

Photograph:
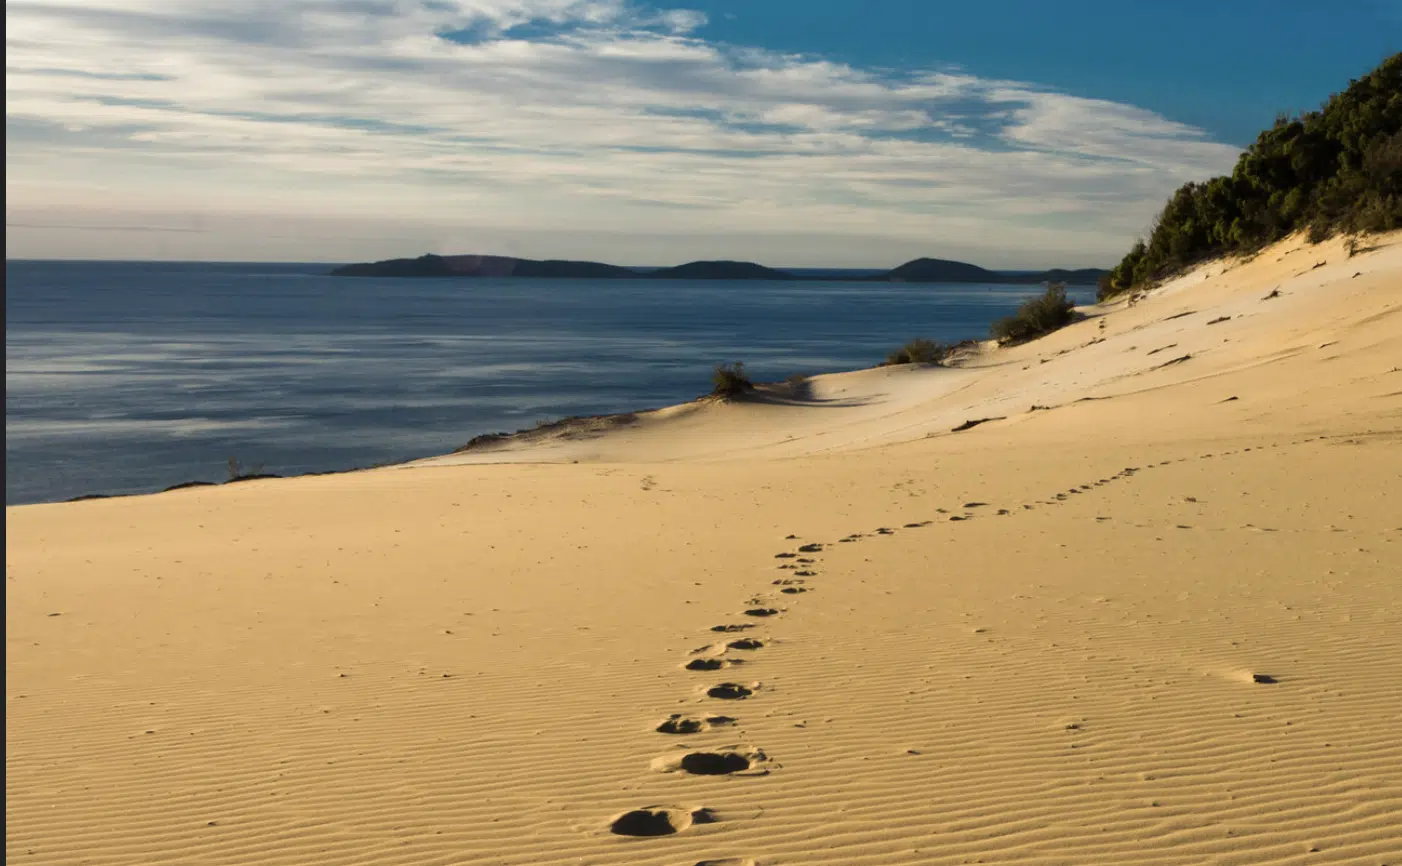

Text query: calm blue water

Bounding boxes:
[5,261,1091,505]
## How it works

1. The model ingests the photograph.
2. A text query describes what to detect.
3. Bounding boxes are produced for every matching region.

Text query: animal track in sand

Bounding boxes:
[743,608,781,617]
[656,714,736,734]
[707,683,754,700]
[609,806,716,836]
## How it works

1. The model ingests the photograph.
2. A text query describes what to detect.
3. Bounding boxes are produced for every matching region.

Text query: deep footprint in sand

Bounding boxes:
[797,543,824,553]
[726,639,764,650]
[711,624,755,633]
[657,714,737,734]
[609,806,716,836]
[686,657,744,671]
[744,608,781,617]
[773,578,805,585]
[707,683,754,700]
[780,587,809,594]
[652,746,770,776]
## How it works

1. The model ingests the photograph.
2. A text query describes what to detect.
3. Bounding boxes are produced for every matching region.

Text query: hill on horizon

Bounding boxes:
[331,253,1106,285]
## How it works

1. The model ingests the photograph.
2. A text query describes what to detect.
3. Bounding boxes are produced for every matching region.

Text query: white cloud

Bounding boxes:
[4,0,1243,266]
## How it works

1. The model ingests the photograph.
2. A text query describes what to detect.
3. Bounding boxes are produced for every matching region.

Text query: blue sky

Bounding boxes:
[5,1,1396,266]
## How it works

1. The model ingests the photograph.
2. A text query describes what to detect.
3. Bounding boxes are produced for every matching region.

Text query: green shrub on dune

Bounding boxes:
[711,361,755,398]
[884,338,948,366]
[1101,53,1401,300]
[991,283,1075,344]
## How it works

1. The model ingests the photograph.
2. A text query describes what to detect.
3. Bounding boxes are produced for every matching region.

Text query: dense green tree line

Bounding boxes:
[1101,53,1401,299]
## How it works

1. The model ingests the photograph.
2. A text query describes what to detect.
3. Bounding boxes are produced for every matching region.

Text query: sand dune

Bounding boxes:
[7,232,1401,865]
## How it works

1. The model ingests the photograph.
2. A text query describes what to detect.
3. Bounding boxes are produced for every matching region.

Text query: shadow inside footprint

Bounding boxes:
[610,806,715,837]
[727,639,763,650]
[707,683,752,700]
[680,752,753,775]
[744,608,780,617]
[657,714,736,734]
[687,658,743,671]
[780,587,808,594]
[711,624,754,633]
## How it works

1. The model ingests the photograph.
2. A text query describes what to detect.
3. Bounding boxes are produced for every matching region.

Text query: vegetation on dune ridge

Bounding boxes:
[1100,53,1401,300]
[711,361,755,398]
[884,338,949,366]
[991,283,1076,344]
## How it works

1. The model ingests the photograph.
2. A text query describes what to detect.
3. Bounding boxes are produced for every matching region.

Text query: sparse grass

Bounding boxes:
[225,456,278,483]
[785,373,811,398]
[884,338,948,366]
[226,456,262,482]
[990,283,1075,345]
[711,361,754,398]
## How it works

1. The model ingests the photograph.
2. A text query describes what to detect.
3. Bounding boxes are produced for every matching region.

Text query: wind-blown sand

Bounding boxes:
[7,232,1401,865]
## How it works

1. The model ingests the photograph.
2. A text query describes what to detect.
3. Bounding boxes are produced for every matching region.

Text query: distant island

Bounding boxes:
[330,253,1106,285]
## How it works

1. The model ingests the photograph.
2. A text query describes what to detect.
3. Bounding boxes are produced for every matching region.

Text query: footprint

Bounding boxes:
[707,683,754,700]
[798,543,823,553]
[963,502,987,508]
[726,639,764,650]
[949,515,967,521]
[774,553,797,559]
[772,578,805,585]
[796,558,815,564]
[686,658,743,671]
[743,608,781,617]
[875,527,895,535]
[794,570,817,577]
[653,746,770,776]
[657,714,737,734]
[711,624,754,633]
[903,521,930,528]
[609,805,716,836]
[780,587,808,595]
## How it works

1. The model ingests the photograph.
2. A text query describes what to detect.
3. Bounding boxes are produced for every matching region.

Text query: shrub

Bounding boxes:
[990,283,1075,344]
[785,373,811,398]
[884,338,948,366]
[1103,53,1401,295]
[711,361,754,398]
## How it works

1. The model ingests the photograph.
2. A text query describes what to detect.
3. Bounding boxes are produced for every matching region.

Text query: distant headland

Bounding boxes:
[330,253,1106,285]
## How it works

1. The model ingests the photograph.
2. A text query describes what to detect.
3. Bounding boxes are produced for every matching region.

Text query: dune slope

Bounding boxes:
[7,232,1401,865]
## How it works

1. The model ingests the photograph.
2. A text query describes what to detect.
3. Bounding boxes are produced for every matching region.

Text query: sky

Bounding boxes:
[5,1,1398,267]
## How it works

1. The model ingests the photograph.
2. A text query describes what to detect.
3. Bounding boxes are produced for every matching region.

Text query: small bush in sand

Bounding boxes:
[711,361,755,398]
[785,373,811,398]
[990,283,1075,345]
[884,338,948,366]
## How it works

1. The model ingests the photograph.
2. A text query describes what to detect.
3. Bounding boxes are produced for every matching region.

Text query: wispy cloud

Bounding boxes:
[4,1,1242,265]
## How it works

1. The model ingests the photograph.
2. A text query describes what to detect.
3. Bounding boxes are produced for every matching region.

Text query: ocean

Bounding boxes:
[5,260,1093,505]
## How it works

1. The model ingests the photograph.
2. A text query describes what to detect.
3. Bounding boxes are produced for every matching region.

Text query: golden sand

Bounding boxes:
[7,232,1401,865]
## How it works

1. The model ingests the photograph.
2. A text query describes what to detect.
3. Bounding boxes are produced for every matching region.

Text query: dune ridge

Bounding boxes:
[7,231,1401,865]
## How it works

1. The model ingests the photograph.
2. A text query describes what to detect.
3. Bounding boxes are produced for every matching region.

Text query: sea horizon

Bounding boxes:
[5,259,1091,505]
